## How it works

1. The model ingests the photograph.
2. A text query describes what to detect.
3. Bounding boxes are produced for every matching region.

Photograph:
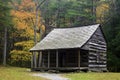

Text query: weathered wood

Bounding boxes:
[48,51,50,68]
[89,48,106,52]
[31,53,34,68]
[78,49,80,68]
[89,46,107,51]
[33,52,37,68]
[98,40,106,45]
[89,52,97,56]
[56,50,59,67]
[89,60,107,64]
[38,52,42,67]
[89,60,97,63]
[89,55,96,58]
[89,42,106,48]
[89,64,106,67]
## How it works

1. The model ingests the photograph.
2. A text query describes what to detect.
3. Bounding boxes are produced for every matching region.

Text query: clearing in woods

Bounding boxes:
[0,66,120,80]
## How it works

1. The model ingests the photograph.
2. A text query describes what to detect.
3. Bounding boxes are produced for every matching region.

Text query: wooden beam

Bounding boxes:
[78,49,80,68]
[48,51,50,68]
[38,51,42,67]
[33,52,37,68]
[56,50,59,68]
[31,52,34,68]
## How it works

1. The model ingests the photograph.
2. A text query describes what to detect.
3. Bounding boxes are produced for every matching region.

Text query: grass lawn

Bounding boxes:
[1,66,120,80]
[65,72,120,80]
[0,66,46,80]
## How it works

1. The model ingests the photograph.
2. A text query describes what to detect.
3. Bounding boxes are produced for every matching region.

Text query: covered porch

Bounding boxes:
[31,49,89,71]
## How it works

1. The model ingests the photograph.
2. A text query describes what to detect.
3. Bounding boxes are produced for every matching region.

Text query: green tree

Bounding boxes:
[40,0,105,28]
[0,0,12,66]
[103,0,120,72]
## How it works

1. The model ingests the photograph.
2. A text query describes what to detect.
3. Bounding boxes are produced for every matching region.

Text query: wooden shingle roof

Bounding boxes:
[30,24,100,51]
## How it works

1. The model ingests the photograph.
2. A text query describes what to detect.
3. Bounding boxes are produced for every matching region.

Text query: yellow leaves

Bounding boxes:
[11,9,45,36]
[11,10,35,19]
[96,3,109,16]
[11,10,34,37]
[20,0,35,11]
[96,3,109,23]
[10,0,45,39]
[14,40,34,51]
[10,40,33,64]
[9,0,45,67]
[10,50,31,61]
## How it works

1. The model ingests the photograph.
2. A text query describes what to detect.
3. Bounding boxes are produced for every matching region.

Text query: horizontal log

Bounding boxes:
[92,36,105,42]
[89,53,106,57]
[90,39,106,45]
[89,68,107,71]
[89,42,106,48]
[89,48,106,52]
[89,52,97,55]
[89,50,106,54]
[89,60,97,62]
[98,40,106,45]
[89,59,106,62]
[89,64,106,67]
[89,45,106,50]
[89,62,107,65]
[89,46,107,51]
[89,56,97,60]
[89,57,107,61]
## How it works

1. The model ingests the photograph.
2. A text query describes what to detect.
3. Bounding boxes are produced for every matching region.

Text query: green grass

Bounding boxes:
[0,66,46,80]
[1,66,120,80]
[65,72,120,80]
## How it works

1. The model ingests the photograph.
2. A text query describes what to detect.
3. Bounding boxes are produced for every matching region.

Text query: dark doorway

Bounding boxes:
[59,49,78,67]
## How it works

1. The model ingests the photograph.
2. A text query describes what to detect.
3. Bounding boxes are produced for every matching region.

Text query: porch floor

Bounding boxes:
[32,67,88,72]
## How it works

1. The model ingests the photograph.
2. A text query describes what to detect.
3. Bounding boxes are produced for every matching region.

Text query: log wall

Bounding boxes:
[82,27,107,71]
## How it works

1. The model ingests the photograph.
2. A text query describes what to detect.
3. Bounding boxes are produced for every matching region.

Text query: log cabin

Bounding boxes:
[30,24,107,72]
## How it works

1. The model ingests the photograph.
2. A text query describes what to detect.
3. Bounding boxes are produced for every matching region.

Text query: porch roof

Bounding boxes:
[30,24,100,51]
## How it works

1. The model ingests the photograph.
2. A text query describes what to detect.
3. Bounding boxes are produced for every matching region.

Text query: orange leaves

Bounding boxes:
[11,10,34,21]
[10,0,45,39]
[20,0,35,11]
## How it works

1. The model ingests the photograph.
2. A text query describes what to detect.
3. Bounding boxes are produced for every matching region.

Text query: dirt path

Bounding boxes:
[32,73,70,80]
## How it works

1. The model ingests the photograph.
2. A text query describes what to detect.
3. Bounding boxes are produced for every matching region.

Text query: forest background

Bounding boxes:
[0,0,120,72]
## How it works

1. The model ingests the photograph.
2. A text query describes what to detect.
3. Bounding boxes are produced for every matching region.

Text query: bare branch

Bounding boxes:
[36,0,46,10]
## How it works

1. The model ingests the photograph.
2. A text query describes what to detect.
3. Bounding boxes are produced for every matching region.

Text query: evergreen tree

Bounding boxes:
[40,0,103,28]
[0,0,12,65]
[103,0,120,71]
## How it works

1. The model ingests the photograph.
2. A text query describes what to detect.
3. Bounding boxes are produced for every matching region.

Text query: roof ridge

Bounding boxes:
[53,24,100,30]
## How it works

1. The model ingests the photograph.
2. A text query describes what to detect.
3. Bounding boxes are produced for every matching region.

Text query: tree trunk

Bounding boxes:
[92,0,97,24]
[32,0,46,69]
[3,27,7,66]
[32,6,39,68]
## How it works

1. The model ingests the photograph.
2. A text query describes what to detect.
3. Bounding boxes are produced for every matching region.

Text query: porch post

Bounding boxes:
[31,52,34,68]
[33,52,37,68]
[78,49,80,68]
[56,50,59,68]
[48,51,50,68]
[38,51,42,67]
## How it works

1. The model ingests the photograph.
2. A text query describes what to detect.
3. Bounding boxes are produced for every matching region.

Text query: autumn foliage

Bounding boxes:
[10,0,44,67]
